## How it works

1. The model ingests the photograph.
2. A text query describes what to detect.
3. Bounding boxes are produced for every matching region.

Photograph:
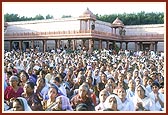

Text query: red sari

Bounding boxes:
[4,86,24,101]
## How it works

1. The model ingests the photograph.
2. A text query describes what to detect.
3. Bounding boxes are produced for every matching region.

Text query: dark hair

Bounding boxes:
[7,71,12,76]
[151,81,160,88]
[49,83,59,93]
[76,103,88,111]
[107,78,115,83]
[25,81,35,89]
[160,82,164,88]
[97,82,105,91]
[19,70,29,80]
[14,98,24,110]
[54,77,60,83]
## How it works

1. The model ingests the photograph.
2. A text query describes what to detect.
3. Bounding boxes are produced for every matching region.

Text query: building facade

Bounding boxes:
[4,8,164,52]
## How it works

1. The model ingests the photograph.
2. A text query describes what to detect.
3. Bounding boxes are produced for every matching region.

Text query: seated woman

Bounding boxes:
[117,87,135,111]
[149,82,164,111]
[22,81,43,111]
[11,97,32,111]
[35,77,49,101]
[70,84,95,111]
[18,70,29,88]
[133,84,153,111]
[95,89,109,111]
[51,95,73,111]
[103,94,122,111]
[44,83,63,111]
[4,76,24,108]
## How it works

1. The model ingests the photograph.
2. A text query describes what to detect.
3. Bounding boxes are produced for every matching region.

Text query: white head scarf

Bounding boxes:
[55,95,73,111]
[104,94,122,111]
[135,84,149,98]
[16,97,32,111]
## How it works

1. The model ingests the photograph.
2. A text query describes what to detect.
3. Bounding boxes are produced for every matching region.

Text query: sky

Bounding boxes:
[3,2,166,18]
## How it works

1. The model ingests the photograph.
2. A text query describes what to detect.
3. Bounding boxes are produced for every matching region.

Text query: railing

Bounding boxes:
[125,34,164,38]
[4,30,164,41]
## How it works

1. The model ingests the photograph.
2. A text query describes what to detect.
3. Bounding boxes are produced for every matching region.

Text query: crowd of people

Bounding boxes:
[3,47,165,111]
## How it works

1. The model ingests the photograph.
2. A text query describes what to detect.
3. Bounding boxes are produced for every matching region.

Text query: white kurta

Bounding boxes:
[149,92,164,111]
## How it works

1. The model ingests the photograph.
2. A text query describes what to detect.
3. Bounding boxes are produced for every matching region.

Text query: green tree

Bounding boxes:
[4,13,20,22]
[46,14,54,19]
[61,15,72,18]
[34,14,44,20]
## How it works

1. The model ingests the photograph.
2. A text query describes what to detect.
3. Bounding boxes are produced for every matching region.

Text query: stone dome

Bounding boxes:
[112,17,124,28]
[79,8,96,20]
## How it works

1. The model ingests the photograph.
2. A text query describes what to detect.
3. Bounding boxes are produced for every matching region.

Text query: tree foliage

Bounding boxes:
[61,15,72,18]
[96,11,164,25]
[4,11,164,25]
[4,13,54,22]
[46,14,54,19]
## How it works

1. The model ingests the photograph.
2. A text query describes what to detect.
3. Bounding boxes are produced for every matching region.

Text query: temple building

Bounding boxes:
[4,8,164,52]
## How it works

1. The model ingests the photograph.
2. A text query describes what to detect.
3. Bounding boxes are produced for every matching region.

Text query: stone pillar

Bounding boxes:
[126,42,128,50]
[43,40,47,52]
[113,41,116,50]
[31,40,34,50]
[73,40,75,50]
[120,41,122,49]
[135,42,138,51]
[57,40,60,49]
[111,28,113,35]
[67,40,71,49]
[80,20,82,30]
[55,40,57,50]
[9,41,12,51]
[89,39,94,53]
[88,20,90,30]
[150,42,154,51]
[19,41,22,51]
[106,40,109,50]
[114,28,116,34]
[82,39,86,47]
[155,41,158,52]
[99,39,102,49]
[85,20,87,30]
[139,42,142,51]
